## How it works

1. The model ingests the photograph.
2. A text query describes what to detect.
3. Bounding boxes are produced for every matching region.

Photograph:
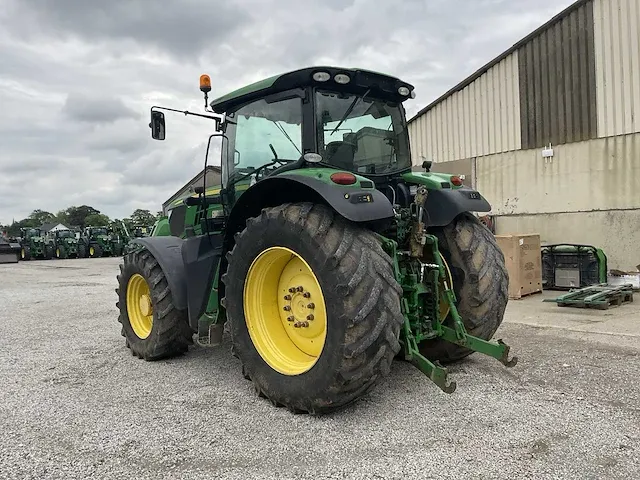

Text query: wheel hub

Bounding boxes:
[139,294,153,316]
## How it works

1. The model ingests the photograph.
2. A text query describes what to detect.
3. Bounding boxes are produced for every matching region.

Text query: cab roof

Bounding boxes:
[209,66,415,114]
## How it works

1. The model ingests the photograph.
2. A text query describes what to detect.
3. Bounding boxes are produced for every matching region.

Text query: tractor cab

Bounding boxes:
[55,229,74,239]
[150,67,416,198]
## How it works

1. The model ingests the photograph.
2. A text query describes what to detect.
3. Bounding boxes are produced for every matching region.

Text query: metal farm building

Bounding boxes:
[407,0,640,270]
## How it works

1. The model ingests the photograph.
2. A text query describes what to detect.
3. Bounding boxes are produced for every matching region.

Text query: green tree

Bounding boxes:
[84,213,111,227]
[55,209,70,225]
[130,209,156,226]
[28,209,56,225]
[60,205,101,228]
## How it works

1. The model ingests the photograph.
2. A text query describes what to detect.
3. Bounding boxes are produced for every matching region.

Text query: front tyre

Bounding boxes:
[420,212,509,362]
[222,203,404,414]
[116,249,193,360]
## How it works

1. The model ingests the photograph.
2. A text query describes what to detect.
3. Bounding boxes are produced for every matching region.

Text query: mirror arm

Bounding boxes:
[151,106,223,131]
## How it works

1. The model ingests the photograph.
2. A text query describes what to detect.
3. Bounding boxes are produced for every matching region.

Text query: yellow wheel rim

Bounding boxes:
[21,249,25,258]
[56,248,60,257]
[243,246,327,376]
[89,246,95,256]
[126,273,153,339]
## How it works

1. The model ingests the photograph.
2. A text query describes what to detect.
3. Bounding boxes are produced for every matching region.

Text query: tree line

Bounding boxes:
[1,205,163,237]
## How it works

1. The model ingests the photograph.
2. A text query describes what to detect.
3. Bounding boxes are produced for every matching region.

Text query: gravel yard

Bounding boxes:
[1,257,639,479]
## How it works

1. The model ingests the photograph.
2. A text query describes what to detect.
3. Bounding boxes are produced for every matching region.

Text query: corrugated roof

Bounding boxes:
[407,0,588,123]
[162,165,222,208]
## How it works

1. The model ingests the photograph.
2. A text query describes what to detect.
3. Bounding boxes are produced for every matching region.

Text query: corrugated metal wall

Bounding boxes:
[408,53,521,165]
[593,0,640,137]
[517,0,598,149]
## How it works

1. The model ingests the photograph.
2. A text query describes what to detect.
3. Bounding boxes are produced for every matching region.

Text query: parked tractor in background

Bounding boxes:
[116,66,517,414]
[19,228,54,260]
[81,226,115,258]
[121,221,156,254]
[0,234,21,263]
[50,229,81,259]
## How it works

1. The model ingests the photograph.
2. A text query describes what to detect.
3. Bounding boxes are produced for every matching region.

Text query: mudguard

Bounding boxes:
[131,237,188,311]
[280,174,394,223]
[226,174,394,241]
[424,187,492,227]
[180,234,223,330]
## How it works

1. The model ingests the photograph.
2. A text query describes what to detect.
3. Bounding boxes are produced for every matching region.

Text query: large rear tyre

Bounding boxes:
[116,249,192,360]
[222,202,404,414]
[419,212,509,363]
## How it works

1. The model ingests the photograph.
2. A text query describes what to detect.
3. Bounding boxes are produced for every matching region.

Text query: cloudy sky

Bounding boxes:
[0,0,575,224]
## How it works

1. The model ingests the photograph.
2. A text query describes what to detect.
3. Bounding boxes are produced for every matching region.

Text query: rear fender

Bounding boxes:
[423,187,491,227]
[225,173,394,246]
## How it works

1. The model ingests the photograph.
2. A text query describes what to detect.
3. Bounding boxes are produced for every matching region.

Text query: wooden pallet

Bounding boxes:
[542,283,634,310]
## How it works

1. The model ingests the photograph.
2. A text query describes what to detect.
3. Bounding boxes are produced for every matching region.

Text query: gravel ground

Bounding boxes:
[1,257,639,480]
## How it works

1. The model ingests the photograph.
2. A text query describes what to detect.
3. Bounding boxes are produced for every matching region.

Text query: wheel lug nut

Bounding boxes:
[303,292,311,298]
[307,303,315,309]
[283,306,291,311]
[294,322,301,328]
[302,321,309,328]
[296,286,304,292]
[287,316,295,322]
[289,287,296,293]
[284,295,292,300]
[307,314,314,321]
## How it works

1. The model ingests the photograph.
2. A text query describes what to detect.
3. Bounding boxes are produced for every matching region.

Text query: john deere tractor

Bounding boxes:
[19,228,54,260]
[117,66,516,414]
[51,229,80,259]
[82,226,115,258]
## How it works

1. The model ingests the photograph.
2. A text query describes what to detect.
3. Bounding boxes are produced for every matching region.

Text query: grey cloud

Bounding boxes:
[62,93,141,124]
[0,0,576,223]
[3,0,251,60]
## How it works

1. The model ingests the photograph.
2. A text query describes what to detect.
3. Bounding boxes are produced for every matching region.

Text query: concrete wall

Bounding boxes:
[477,131,640,270]
[495,209,640,271]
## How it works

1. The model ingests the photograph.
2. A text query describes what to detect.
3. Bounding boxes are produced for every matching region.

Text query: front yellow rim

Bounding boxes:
[21,248,25,258]
[89,246,95,256]
[56,248,60,257]
[243,246,328,376]
[126,273,154,339]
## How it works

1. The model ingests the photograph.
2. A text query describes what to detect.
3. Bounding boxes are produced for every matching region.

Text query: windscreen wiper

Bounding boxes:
[272,121,301,155]
[329,88,370,136]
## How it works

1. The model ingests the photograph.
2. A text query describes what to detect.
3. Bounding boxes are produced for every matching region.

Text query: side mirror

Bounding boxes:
[150,110,166,140]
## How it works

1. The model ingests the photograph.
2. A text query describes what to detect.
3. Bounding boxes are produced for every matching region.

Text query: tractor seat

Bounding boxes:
[325,141,356,171]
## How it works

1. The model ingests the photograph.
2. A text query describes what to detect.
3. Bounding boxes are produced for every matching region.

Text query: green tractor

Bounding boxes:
[117,67,516,414]
[149,216,170,237]
[51,229,81,259]
[121,221,157,254]
[19,228,54,260]
[82,226,115,258]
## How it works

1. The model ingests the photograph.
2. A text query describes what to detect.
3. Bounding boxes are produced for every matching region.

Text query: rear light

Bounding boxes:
[330,172,357,185]
[450,175,463,186]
